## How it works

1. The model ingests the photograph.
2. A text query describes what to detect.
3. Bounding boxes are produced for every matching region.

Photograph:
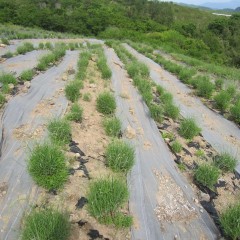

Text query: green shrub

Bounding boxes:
[96,91,116,115]
[0,73,17,85]
[87,178,132,227]
[220,202,240,240]
[20,69,34,81]
[214,90,232,112]
[65,81,81,102]
[214,153,237,173]
[67,103,83,122]
[47,119,71,145]
[164,103,180,120]
[21,208,70,240]
[82,93,92,102]
[17,42,34,54]
[196,77,215,98]
[171,141,182,153]
[194,164,220,189]
[149,104,163,123]
[179,117,201,139]
[103,117,121,137]
[106,140,134,172]
[230,101,240,124]
[28,143,68,190]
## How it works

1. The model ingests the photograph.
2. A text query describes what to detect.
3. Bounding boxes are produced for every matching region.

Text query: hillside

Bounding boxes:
[0,0,240,67]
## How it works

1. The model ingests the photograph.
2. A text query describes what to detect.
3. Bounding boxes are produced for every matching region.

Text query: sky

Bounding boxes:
[162,0,231,5]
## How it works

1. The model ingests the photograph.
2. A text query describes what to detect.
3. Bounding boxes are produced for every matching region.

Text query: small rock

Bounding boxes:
[125,126,136,139]
[75,153,80,158]
[8,83,14,89]
[0,44,6,47]
[200,192,210,202]
[62,74,67,81]
[72,162,80,170]
[89,83,97,88]
[174,235,178,240]
[24,81,31,88]
[75,170,84,178]
[194,198,199,204]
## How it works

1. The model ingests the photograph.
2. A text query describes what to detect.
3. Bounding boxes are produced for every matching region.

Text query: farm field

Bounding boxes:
[0,37,239,240]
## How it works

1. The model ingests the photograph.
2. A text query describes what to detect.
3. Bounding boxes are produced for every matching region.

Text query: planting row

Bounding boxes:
[128,41,240,126]
[21,46,134,239]
[107,41,240,240]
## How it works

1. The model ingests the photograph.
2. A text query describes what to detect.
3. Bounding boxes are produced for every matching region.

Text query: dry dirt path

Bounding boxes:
[124,44,240,175]
[0,50,49,75]
[0,50,79,240]
[105,46,219,240]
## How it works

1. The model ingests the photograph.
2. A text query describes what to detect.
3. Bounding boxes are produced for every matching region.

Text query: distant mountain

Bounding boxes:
[200,0,240,10]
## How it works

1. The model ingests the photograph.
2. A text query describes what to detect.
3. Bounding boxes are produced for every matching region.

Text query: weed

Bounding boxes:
[1,84,10,94]
[160,92,173,104]
[171,141,182,153]
[164,103,180,120]
[194,164,220,189]
[67,103,83,123]
[82,93,91,102]
[97,55,112,79]
[48,118,71,145]
[149,104,163,123]
[87,178,131,227]
[179,117,201,139]
[96,91,116,115]
[162,131,175,141]
[103,117,121,137]
[20,69,34,81]
[0,73,17,85]
[21,208,70,240]
[214,153,237,173]
[17,42,34,54]
[45,42,53,50]
[178,68,196,83]
[127,61,149,78]
[156,85,165,96]
[65,81,82,102]
[28,143,68,190]
[106,140,134,172]
[220,202,240,240]
[178,163,186,171]
[215,79,224,90]
[214,90,232,112]
[230,102,240,124]
[226,85,236,96]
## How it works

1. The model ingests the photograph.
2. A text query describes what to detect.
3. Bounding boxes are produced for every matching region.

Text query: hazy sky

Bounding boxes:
[162,0,231,4]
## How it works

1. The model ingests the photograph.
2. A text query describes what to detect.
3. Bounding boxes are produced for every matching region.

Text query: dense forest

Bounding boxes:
[0,0,240,67]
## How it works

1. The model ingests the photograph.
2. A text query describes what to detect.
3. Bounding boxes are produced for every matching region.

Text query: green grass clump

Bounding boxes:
[82,93,92,102]
[20,69,34,81]
[178,68,196,84]
[45,42,54,50]
[127,61,149,79]
[21,208,70,240]
[0,73,17,85]
[106,140,134,172]
[103,117,121,137]
[67,103,83,122]
[0,93,6,106]
[194,164,220,189]
[96,91,116,115]
[171,141,182,153]
[215,79,224,90]
[230,101,240,124]
[87,178,132,228]
[160,92,173,105]
[4,51,13,58]
[48,119,71,145]
[149,104,163,123]
[28,143,68,190]
[220,202,240,240]
[17,42,34,54]
[164,103,180,120]
[214,153,237,173]
[195,76,215,98]
[38,42,44,49]
[65,81,82,102]
[1,38,9,45]
[179,117,201,139]
[97,56,112,79]
[214,90,232,112]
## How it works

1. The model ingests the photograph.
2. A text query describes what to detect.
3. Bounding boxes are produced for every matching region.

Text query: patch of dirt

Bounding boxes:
[31,98,55,117]
[0,182,8,200]
[154,169,197,223]
[36,58,130,240]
